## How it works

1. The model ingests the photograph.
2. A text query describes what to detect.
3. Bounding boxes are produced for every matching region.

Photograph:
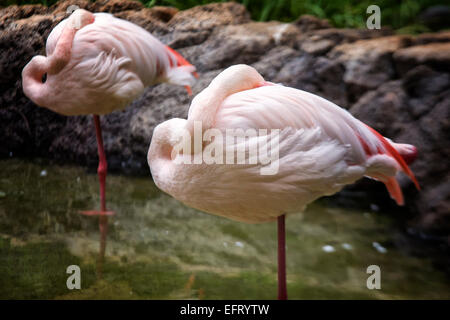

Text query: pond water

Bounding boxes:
[0,158,448,299]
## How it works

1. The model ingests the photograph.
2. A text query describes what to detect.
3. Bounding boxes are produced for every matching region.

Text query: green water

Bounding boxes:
[0,159,448,299]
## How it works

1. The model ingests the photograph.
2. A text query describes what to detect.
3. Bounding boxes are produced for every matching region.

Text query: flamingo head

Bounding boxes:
[22,55,50,107]
[148,118,189,166]
[22,9,95,108]
[66,9,95,30]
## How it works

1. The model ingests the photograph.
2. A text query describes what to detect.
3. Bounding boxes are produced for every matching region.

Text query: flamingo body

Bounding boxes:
[22,10,196,115]
[21,9,197,214]
[21,9,197,277]
[148,65,419,223]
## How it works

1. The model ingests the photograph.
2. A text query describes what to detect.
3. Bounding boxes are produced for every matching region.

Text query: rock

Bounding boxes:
[402,65,450,119]
[0,0,449,235]
[90,0,144,13]
[0,5,49,30]
[167,2,250,32]
[294,14,331,32]
[49,0,92,15]
[394,42,450,74]
[273,53,317,92]
[113,6,177,36]
[162,2,252,53]
[414,93,450,233]
[188,21,300,72]
[329,36,412,102]
[350,80,412,137]
[297,27,393,55]
[312,57,348,107]
[251,46,300,80]
[413,31,450,45]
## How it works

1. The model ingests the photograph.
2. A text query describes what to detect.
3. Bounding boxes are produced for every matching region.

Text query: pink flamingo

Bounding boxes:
[148,64,419,299]
[22,9,197,275]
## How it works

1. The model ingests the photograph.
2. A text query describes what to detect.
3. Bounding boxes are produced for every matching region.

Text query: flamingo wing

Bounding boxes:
[78,49,144,106]
[214,85,418,205]
[40,12,197,115]
[74,13,196,93]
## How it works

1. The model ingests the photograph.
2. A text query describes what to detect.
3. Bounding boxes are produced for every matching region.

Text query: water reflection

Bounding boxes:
[79,213,112,279]
[0,159,448,299]
[98,215,107,279]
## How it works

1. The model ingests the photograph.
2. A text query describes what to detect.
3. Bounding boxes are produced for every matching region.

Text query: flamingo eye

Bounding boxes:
[42,73,47,83]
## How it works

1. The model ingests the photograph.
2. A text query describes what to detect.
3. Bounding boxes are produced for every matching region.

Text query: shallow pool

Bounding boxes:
[0,159,448,299]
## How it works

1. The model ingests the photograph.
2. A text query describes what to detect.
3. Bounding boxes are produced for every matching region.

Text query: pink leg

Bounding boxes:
[93,115,110,279]
[93,115,107,212]
[80,115,114,217]
[80,115,114,278]
[278,214,287,300]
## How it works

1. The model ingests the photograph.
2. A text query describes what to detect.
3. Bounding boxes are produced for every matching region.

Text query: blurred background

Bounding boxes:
[0,0,449,299]
[3,0,450,32]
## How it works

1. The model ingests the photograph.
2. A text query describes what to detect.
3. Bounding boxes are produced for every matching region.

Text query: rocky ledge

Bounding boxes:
[0,0,449,235]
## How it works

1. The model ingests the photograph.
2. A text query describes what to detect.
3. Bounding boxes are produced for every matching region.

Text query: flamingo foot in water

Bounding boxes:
[80,210,114,216]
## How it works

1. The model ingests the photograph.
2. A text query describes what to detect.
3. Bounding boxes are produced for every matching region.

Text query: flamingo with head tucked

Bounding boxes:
[22,9,197,275]
[148,64,419,299]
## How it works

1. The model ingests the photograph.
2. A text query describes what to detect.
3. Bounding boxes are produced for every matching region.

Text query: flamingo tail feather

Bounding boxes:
[366,125,420,191]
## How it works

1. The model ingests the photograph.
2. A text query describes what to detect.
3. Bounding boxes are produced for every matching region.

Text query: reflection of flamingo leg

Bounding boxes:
[81,115,114,278]
[94,115,107,212]
[278,214,287,300]
[93,115,110,279]
[97,215,108,279]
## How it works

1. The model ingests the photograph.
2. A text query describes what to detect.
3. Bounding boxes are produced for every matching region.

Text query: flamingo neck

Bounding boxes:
[147,119,188,194]
[22,9,95,108]
[21,56,51,107]
[185,66,267,142]
[21,23,76,107]
[48,9,95,74]
[47,26,78,75]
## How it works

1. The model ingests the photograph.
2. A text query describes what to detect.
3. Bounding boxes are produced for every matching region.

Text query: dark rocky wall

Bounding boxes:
[0,0,449,234]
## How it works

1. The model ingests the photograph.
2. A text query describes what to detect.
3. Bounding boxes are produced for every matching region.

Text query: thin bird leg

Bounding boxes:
[79,115,114,278]
[278,214,287,300]
[93,114,107,212]
[80,116,114,216]
[93,114,110,279]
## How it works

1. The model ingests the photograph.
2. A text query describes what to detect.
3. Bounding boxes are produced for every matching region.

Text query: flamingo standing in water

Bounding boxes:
[148,64,419,299]
[22,9,197,275]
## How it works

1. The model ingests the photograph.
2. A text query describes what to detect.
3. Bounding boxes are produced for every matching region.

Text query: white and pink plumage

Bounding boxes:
[21,8,197,276]
[22,8,197,215]
[22,9,197,116]
[148,64,419,299]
